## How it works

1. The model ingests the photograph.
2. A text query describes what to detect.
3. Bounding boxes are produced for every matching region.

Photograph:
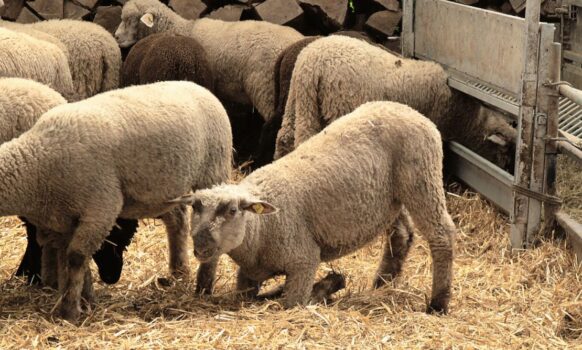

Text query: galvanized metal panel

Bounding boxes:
[556,211,582,263]
[414,0,526,96]
[402,0,414,58]
[446,142,514,214]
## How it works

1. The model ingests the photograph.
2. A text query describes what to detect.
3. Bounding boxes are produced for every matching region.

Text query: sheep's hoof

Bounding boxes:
[426,300,448,315]
[311,272,346,303]
[58,303,82,322]
[156,277,175,288]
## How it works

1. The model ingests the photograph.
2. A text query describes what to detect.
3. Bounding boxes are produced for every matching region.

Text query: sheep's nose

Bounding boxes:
[194,227,216,259]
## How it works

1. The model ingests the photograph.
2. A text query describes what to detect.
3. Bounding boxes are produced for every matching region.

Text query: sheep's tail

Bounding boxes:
[287,55,323,150]
[53,51,77,102]
[100,41,122,92]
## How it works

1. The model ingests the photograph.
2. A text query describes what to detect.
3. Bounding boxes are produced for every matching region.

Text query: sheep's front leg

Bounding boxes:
[60,250,89,321]
[283,264,318,308]
[161,205,191,278]
[59,218,116,321]
[374,211,414,288]
[195,257,218,295]
[41,243,59,289]
[236,269,261,300]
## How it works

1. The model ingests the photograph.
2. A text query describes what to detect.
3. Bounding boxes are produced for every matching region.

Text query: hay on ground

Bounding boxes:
[0,185,581,349]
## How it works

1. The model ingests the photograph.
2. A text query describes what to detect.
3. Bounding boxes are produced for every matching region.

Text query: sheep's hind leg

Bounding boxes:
[161,205,191,279]
[405,195,455,314]
[374,210,414,288]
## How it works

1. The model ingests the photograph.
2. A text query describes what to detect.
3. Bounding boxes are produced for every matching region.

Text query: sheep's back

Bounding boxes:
[32,82,231,203]
[0,78,66,144]
[30,20,122,99]
[0,28,74,100]
[248,102,442,258]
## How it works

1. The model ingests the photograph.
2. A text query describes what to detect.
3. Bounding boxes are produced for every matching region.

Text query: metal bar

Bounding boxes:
[540,39,561,236]
[402,0,414,58]
[558,140,582,165]
[555,211,582,262]
[511,0,542,249]
[559,84,582,106]
[448,77,520,116]
[446,142,514,214]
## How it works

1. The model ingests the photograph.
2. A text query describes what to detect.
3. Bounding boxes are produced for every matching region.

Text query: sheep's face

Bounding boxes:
[115,3,158,48]
[477,108,518,172]
[187,187,278,263]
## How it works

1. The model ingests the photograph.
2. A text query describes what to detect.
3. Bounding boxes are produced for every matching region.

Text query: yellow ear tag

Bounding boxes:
[252,203,264,214]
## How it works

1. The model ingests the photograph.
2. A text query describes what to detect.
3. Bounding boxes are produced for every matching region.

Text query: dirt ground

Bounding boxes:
[0,185,580,349]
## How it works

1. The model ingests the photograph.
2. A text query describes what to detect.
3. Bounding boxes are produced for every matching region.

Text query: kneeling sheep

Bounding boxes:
[186,101,456,314]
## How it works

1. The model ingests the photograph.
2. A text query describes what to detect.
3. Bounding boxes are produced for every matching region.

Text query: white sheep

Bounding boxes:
[0,19,122,101]
[275,35,517,170]
[0,81,232,321]
[0,78,66,143]
[114,0,303,122]
[0,28,75,101]
[0,20,70,60]
[184,101,456,314]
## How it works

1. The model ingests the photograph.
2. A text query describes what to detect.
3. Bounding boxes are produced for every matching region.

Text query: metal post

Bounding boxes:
[511,0,542,249]
[540,43,562,236]
[402,0,414,58]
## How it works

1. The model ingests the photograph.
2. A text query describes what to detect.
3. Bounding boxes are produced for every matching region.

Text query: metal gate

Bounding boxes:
[402,0,582,256]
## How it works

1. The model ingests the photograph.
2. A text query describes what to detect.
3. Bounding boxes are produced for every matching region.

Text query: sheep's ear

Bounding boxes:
[167,193,195,205]
[140,13,155,28]
[486,134,508,147]
[241,200,278,215]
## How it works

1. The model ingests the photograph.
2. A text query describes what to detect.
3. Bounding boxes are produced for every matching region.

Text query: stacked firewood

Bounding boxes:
[0,0,563,48]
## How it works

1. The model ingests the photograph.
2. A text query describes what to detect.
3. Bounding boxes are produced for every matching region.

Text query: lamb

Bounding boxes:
[114,0,303,123]
[275,35,517,170]
[121,32,213,91]
[0,81,232,321]
[184,101,456,314]
[0,28,75,101]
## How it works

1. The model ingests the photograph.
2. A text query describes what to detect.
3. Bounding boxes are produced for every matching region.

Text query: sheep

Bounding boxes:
[0,78,140,286]
[121,32,213,91]
[27,20,122,101]
[253,36,321,168]
[0,21,70,59]
[254,32,397,168]
[274,35,517,171]
[0,19,123,101]
[184,101,456,314]
[0,81,232,321]
[114,0,303,123]
[0,28,75,101]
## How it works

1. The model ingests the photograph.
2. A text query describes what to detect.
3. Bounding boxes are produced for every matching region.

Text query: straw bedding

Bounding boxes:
[557,155,582,222]
[0,181,581,349]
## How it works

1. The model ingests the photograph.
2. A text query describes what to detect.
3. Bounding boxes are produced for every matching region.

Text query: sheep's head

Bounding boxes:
[476,107,517,172]
[115,0,164,48]
[172,186,278,263]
